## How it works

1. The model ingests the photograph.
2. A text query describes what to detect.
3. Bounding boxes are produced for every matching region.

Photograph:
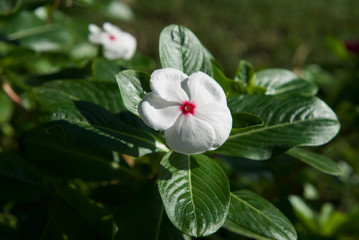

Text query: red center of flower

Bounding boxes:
[180,101,195,115]
[109,35,116,41]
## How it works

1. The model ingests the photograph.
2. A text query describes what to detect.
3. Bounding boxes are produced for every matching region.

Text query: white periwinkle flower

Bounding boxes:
[138,68,233,155]
[88,22,137,60]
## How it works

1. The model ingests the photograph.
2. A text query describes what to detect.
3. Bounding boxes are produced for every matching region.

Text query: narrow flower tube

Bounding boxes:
[138,68,232,154]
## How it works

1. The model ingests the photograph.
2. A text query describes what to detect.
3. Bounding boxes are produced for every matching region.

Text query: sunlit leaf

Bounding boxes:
[158,152,230,237]
[159,25,213,76]
[216,95,340,160]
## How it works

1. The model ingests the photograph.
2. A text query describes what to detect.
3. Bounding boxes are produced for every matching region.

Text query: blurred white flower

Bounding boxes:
[138,68,232,155]
[88,22,136,60]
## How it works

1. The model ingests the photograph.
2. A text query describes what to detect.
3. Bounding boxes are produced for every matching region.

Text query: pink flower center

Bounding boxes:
[180,101,195,115]
[109,35,116,41]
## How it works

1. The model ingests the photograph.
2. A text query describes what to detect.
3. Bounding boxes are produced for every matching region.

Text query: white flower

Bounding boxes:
[88,22,137,60]
[138,68,232,155]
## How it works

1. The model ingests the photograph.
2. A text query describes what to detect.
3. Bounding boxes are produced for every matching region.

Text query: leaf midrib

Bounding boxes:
[187,155,198,235]
[229,193,291,239]
[228,117,337,140]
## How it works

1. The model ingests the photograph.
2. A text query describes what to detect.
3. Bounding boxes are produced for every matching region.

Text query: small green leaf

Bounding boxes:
[256,69,318,96]
[287,148,342,176]
[216,95,340,160]
[226,190,297,240]
[159,25,213,76]
[158,152,230,237]
[234,60,255,87]
[116,70,151,116]
[288,195,318,233]
[211,60,247,96]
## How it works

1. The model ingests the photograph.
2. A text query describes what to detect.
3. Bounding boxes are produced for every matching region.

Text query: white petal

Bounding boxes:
[164,115,216,154]
[194,103,232,150]
[138,93,181,131]
[89,24,102,34]
[150,68,189,103]
[103,22,123,35]
[187,71,227,107]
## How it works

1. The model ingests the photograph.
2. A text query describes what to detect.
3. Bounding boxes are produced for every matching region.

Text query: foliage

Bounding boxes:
[0,1,358,240]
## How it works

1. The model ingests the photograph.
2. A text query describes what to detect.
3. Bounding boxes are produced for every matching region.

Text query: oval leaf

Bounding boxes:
[157,152,230,237]
[116,70,151,116]
[256,69,318,96]
[216,95,340,160]
[287,147,343,176]
[226,190,297,240]
[159,24,213,76]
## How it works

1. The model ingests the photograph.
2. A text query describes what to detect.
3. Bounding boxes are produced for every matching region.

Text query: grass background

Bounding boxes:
[122,0,359,76]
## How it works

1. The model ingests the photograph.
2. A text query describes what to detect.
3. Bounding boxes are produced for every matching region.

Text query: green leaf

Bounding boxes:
[33,80,126,113]
[256,69,318,96]
[42,100,168,157]
[157,152,230,237]
[114,183,185,240]
[288,195,318,233]
[159,25,213,76]
[226,190,297,240]
[216,95,340,160]
[92,58,122,83]
[21,125,136,181]
[286,148,342,176]
[211,60,247,96]
[116,70,151,116]
[234,60,255,86]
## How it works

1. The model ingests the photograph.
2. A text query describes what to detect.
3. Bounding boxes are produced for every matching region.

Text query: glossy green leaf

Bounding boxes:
[92,58,122,83]
[157,152,230,237]
[216,95,340,160]
[114,183,185,240]
[116,70,151,116]
[287,148,342,176]
[33,80,126,113]
[234,60,255,86]
[159,25,213,76]
[41,100,168,157]
[225,190,297,240]
[21,124,136,180]
[211,60,246,96]
[256,69,318,96]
